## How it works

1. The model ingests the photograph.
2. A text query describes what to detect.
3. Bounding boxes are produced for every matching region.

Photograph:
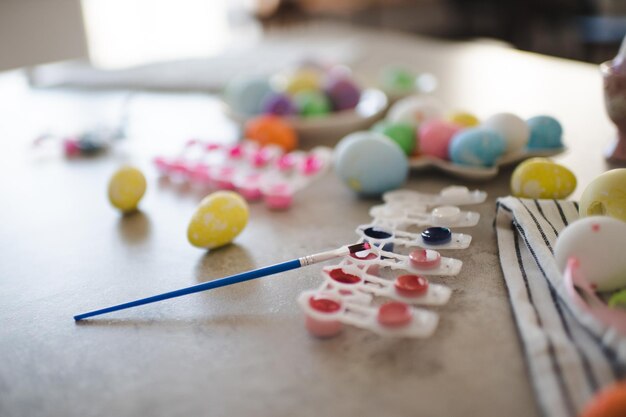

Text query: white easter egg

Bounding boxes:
[387,96,444,127]
[555,216,626,291]
[483,112,529,154]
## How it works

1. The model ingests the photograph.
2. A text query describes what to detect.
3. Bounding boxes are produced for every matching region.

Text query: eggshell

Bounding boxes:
[372,121,416,155]
[294,90,331,118]
[244,115,298,152]
[579,169,626,222]
[448,111,479,127]
[324,76,361,111]
[386,96,444,126]
[284,69,321,94]
[510,158,576,199]
[419,119,462,159]
[555,216,626,291]
[224,76,272,117]
[483,112,529,154]
[262,92,297,116]
[448,128,506,167]
[334,131,408,196]
[187,191,249,250]
[527,115,563,149]
[108,166,147,213]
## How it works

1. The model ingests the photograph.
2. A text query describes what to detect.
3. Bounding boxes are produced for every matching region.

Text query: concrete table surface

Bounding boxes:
[0,24,618,417]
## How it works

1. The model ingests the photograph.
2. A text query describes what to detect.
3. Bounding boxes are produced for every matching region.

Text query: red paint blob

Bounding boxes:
[309,296,342,313]
[394,275,429,297]
[328,268,362,284]
[377,302,413,327]
[592,223,601,232]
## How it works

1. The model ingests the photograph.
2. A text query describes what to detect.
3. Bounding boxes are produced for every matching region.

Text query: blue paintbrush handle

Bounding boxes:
[74,259,302,321]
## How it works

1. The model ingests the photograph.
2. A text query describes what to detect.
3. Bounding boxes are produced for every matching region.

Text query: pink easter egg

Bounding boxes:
[419,120,462,159]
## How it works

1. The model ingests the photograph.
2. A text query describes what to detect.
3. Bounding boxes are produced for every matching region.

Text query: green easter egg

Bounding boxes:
[294,91,331,118]
[372,121,416,155]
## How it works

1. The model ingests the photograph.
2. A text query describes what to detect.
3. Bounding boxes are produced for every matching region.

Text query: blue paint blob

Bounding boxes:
[527,115,563,149]
[421,227,452,245]
[334,131,409,196]
[449,128,506,167]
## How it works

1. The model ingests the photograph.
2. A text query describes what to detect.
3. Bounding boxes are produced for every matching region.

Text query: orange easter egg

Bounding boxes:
[244,115,298,152]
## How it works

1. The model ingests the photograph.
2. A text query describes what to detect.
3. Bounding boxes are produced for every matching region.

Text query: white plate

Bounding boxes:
[408,147,567,180]
[224,88,389,148]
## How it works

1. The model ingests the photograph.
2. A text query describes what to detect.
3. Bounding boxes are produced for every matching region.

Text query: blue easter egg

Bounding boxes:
[224,76,273,117]
[449,128,506,167]
[527,115,563,149]
[334,132,409,196]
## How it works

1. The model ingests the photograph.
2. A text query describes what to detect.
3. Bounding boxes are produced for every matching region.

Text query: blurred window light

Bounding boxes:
[81,0,253,68]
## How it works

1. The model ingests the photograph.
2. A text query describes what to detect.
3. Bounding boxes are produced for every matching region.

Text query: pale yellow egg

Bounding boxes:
[448,111,479,127]
[108,166,147,213]
[579,168,626,222]
[510,158,576,199]
[187,191,249,249]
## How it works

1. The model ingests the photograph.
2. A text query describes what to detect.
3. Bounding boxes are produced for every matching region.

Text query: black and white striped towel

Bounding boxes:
[495,197,626,417]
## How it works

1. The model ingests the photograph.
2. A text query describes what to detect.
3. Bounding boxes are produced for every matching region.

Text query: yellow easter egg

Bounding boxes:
[187,191,249,249]
[448,111,479,127]
[510,158,577,199]
[108,166,147,213]
[285,69,321,95]
[579,168,626,222]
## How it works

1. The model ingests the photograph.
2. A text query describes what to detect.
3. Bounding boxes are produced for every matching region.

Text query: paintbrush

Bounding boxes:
[74,242,371,321]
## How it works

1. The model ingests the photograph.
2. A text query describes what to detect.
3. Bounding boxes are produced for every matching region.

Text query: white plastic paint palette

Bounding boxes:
[154,140,333,210]
[297,186,487,338]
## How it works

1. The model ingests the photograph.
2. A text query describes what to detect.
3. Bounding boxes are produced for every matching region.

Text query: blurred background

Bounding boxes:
[1,0,626,74]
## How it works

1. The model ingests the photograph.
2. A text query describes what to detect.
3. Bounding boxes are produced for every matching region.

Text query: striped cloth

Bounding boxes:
[495,197,626,417]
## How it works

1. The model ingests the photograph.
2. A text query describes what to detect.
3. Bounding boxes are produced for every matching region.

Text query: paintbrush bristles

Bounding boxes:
[348,242,371,253]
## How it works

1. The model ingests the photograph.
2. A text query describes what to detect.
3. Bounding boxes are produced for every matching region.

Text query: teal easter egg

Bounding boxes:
[334,132,409,196]
[449,128,506,167]
[527,115,563,149]
[372,121,416,155]
[224,76,273,117]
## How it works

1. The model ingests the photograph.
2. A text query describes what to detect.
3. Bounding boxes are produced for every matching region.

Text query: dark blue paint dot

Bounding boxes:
[421,227,451,245]
[363,227,393,239]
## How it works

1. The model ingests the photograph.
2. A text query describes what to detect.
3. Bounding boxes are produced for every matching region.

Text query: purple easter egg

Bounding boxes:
[262,93,297,116]
[324,77,361,111]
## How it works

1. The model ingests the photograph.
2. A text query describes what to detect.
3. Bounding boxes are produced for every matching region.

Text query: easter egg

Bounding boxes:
[483,112,529,154]
[448,111,479,127]
[108,166,147,213]
[262,93,297,116]
[372,121,416,155]
[380,67,415,94]
[387,96,444,127]
[324,76,361,111]
[527,115,563,149]
[334,131,409,196]
[284,69,321,94]
[579,169,626,222]
[419,119,462,159]
[448,128,506,167]
[224,76,272,117]
[294,91,331,118]
[187,191,249,250]
[555,216,626,292]
[510,158,576,199]
[244,115,298,151]
[580,381,626,417]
